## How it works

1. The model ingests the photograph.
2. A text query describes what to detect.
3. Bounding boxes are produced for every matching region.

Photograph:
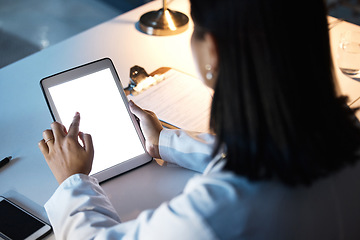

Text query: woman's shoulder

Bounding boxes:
[184,159,360,209]
[176,160,360,239]
[167,172,247,239]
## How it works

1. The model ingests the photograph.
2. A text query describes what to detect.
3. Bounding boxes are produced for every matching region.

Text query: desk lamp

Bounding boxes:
[139,0,189,36]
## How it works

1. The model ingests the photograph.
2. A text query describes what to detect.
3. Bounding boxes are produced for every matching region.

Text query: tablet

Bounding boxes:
[40,58,152,182]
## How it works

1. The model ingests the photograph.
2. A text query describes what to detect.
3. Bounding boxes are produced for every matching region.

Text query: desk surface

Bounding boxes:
[0,0,196,226]
[1,1,360,239]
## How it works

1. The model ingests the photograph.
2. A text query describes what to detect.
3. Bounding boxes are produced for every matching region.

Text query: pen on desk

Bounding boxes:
[0,156,12,169]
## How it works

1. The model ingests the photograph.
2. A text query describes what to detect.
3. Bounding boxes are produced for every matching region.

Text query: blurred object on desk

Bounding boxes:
[337,31,360,80]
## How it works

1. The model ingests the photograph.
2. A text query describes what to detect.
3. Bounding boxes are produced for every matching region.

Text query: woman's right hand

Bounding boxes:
[129,100,163,159]
[38,112,94,184]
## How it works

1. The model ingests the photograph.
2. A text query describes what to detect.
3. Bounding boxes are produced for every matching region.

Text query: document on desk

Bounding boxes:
[128,69,213,133]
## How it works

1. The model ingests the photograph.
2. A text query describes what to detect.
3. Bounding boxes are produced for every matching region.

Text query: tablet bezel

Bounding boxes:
[40,58,152,182]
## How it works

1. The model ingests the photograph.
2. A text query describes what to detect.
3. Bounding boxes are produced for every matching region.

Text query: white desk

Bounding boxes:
[0,1,359,239]
[0,0,196,231]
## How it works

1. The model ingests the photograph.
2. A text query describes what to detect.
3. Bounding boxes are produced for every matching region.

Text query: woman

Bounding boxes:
[39,0,360,239]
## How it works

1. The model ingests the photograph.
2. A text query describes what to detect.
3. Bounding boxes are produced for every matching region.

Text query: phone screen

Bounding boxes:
[0,199,50,240]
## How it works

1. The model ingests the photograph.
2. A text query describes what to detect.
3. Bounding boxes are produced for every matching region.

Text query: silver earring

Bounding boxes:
[205,64,213,80]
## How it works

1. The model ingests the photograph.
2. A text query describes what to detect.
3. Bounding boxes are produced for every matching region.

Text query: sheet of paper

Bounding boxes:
[128,69,213,133]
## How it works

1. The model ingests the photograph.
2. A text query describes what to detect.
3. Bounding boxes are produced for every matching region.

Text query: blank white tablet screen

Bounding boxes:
[48,68,145,175]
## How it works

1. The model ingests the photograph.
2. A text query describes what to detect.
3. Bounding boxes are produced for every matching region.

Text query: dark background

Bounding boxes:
[0,0,358,69]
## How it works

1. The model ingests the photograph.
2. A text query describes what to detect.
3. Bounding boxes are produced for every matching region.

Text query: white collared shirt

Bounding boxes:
[45,129,360,239]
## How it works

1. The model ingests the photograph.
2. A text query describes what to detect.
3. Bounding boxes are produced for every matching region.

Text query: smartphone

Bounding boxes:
[0,196,52,240]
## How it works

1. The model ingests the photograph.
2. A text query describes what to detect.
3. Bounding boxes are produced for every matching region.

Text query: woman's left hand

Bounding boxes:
[38,112,94,184]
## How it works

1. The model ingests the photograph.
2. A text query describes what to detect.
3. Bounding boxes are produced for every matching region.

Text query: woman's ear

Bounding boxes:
[204,33,219,74]
[191,31,219,88]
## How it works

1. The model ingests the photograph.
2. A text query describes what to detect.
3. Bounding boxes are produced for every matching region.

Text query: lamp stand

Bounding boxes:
[139,0,189,36]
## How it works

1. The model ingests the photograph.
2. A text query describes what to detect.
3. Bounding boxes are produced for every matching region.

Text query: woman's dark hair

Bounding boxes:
[190,0,360,186]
